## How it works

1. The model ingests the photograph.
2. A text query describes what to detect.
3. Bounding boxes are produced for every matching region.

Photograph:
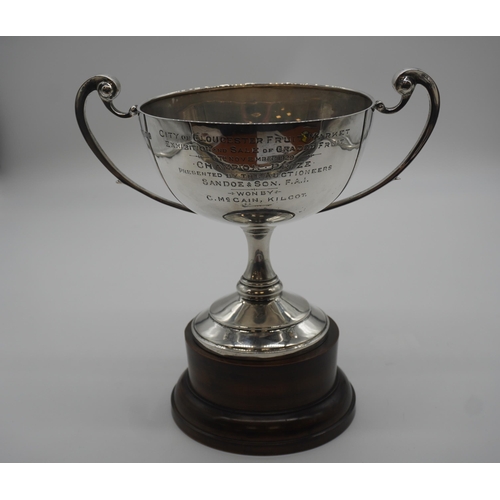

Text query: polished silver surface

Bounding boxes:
[191,224,330,357]
[138,82,374,222]
[75,70,440,358]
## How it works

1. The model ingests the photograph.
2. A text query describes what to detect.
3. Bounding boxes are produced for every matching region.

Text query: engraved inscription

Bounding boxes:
[143,114,363,216]
[155,127,353,175]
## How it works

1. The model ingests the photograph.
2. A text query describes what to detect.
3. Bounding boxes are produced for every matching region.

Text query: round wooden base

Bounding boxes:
[171,318,355,455]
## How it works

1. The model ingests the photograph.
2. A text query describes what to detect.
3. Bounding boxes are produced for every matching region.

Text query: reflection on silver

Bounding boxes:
[76,70,440,358]
[193,300,329,357]
[137,85,371,221]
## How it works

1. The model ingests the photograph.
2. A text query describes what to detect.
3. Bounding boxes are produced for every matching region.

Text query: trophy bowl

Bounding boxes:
[76,70,439,455]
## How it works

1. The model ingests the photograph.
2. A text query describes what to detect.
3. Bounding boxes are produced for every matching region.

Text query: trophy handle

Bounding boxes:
[75,75,193,213]
[320,69,440,212]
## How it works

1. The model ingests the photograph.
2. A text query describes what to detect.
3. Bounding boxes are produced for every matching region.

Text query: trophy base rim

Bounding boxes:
[171,368,355,456]
[171,318,355,456]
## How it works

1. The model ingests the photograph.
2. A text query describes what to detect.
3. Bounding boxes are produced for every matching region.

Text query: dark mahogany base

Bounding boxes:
[171,318,355,455]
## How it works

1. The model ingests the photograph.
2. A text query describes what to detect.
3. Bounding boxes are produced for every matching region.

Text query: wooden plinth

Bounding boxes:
[171,318,355,455]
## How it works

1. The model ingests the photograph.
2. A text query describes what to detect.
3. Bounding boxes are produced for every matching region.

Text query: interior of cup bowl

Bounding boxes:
[139,83,374,124]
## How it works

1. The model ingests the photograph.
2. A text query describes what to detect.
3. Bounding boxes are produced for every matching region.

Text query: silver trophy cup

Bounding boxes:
[76,69,439,454]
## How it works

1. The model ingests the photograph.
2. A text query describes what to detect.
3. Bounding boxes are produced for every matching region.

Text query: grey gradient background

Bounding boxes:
[1,37,499,463]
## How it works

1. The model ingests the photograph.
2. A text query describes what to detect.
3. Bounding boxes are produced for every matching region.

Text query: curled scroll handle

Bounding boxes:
[75,75,193,213]
[320,68,440,212]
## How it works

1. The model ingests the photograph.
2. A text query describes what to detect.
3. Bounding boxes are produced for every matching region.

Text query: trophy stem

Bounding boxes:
[237,225,283,302]
[191,222,329,357]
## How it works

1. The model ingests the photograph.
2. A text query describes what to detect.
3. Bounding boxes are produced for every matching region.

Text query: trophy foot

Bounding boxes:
[171,318,355,456]
[191,291,329,357]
